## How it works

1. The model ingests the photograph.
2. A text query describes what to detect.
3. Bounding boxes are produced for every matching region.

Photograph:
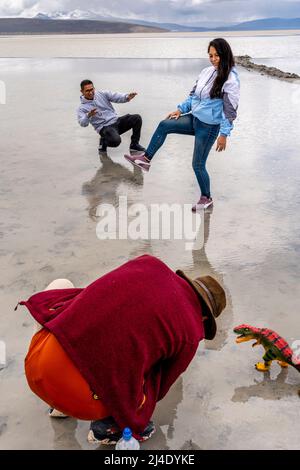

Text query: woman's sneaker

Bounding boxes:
[87,416,155,445]
[192,196,213,211]
[124,153,151,172]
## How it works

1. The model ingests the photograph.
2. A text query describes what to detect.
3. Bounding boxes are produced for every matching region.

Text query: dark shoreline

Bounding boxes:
[235,55,300,80]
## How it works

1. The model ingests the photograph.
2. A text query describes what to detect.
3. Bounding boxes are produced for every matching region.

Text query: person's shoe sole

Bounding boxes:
[48,408,68,418]
[138,426,156,442]
[192,201,213,212]
[124,155,150,172]
[87,429,119,445]
[129,149,145,155]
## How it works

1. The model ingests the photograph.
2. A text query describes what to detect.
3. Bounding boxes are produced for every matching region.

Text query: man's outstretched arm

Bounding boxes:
[77,107,90,127]
[104,90,137,103]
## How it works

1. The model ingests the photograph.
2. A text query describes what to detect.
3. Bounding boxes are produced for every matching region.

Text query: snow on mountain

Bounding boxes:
[34,13,52,20]
[34,10,113,21]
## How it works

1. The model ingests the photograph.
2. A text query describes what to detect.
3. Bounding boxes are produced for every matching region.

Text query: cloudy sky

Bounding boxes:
[0,0,299,25]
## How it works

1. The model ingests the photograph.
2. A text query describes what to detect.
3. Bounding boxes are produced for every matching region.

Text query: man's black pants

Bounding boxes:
[99,114,142,148]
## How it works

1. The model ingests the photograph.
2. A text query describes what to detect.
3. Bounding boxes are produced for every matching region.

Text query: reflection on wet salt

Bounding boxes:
[50,417,82,450]
[0,416,8,437]
[143,377,184,450]
[82,153,143,220]
[178,208,233,351]
[232,368,300,402]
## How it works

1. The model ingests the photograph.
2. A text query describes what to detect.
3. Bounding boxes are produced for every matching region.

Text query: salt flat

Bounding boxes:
[0,36,300,450]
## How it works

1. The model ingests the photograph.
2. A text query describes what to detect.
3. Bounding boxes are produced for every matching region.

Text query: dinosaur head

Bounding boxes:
[233,324,260,343]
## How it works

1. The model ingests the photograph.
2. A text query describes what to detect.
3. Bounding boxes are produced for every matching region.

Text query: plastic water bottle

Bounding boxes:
[115,427,140,450]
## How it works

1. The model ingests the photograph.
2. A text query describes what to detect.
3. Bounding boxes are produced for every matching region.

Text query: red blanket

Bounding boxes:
[20,255,204,433]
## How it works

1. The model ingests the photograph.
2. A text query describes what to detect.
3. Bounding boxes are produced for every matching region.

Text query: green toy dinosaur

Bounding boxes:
[233,324,300,372]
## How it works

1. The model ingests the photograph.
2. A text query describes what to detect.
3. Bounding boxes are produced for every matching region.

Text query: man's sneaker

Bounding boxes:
[87,416,155,445]
[98,137,107,154]
[48,408,68,418]
[87,416,121,445]
[137,420,156,443]
[192,196,213,211]
[124,153,151,172]
[129,143,146,154]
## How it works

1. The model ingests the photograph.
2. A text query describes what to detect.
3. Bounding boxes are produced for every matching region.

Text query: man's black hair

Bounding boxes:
[80,79,93,90]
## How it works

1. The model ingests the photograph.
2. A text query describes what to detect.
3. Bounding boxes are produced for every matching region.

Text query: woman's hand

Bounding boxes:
[216,135,227,152]
[166,110,182,120]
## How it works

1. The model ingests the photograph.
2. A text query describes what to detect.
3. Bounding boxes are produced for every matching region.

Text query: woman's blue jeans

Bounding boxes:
[146,114,220,198]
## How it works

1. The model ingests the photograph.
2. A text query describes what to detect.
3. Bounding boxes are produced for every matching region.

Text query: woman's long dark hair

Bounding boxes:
[208,38,235,99]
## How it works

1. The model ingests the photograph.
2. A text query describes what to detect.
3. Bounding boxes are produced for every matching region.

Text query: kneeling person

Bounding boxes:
[18,255,226,445]
[77,79,145,154]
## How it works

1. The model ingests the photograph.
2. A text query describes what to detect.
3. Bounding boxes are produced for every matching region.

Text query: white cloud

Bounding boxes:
[0,0,37,15]
[0,0,299,24]
[0,0,64,17]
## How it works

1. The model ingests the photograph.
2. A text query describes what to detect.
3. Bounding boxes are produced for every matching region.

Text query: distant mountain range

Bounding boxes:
[217,17,300,31]
[32,12,300,31]
[32,10,229,31]
[0,18,167,35]
[0,13,299,35]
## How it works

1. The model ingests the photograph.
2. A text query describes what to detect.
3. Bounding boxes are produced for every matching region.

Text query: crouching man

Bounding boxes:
[77,79,145,154]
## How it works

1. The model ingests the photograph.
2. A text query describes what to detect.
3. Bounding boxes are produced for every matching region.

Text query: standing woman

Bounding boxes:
[125,38,240,211]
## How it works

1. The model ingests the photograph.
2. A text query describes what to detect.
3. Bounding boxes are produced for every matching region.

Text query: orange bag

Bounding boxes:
[25,329,109,420]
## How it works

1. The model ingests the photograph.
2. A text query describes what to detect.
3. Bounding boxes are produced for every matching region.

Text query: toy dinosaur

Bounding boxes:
[233,324,300,372]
